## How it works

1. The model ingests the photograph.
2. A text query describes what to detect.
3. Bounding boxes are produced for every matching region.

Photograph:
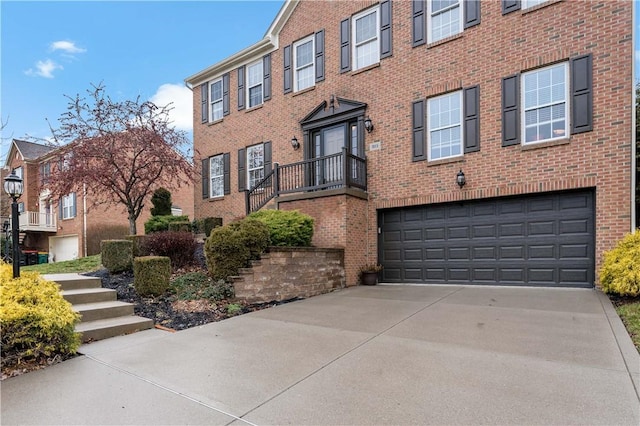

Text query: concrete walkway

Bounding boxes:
[2,285,639,425]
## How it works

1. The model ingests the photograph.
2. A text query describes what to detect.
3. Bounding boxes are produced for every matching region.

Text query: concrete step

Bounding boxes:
[73,301,135,323]
[44,273,102,291]
[61,288,116,305]
[76,316,154,343]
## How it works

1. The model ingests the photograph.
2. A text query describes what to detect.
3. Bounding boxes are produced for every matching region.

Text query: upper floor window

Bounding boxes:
[210,78,223,121]
[294,36,314,92]
[428,0,462,43]
[209,154,224,198]
[428,91,463,160]
[247,60,264,108]
[353,6,380,70]
[340,1,392,73]
[522,62,568,144]
[61,193,76,219]
[523,0,546,9]
[40,162,50,185]
[14,166,23,180]
[238,55,271,110]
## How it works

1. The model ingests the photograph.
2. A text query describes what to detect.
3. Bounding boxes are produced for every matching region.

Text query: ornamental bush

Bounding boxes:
[150,187,172,216]
[133,256,171,297]
[144,215,190,234]
[101,239,133,273]
[0,262,81,369]
[600,231,640,296]
[192,217,223,237]
[141,231,197,270]
[248,209,314,246]
[168,221,192,233]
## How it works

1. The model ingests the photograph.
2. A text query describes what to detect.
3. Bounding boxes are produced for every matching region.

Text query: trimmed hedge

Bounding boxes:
[144,215,190,234]
[192,217,223,237]
[101,240,133,273]
[168,221,192,233]
[134,256,171,297]
[141,231,197,270]
[1,262,81,369]
[600,231,640,296]
[125,235,148,257]
[248,209,314,246]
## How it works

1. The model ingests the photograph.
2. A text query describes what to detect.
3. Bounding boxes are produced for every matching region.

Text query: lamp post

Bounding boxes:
[4,169,24,278]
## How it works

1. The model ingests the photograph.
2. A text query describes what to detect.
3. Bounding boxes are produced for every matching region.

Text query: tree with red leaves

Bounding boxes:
[45,83,194,235]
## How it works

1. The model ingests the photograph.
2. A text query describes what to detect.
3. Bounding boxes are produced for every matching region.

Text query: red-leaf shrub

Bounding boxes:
[141,231,197,270]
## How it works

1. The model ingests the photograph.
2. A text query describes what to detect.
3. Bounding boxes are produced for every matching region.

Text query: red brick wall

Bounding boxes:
[192,0,633,285]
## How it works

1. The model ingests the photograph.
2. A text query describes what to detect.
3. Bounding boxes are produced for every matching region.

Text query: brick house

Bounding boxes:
[186,0,635,287]
[3,139,194,262]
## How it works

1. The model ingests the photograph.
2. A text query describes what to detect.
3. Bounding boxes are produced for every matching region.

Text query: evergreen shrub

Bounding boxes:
[133,256,171,297]
[600,231,640,296]
[248,209,314,246]
[144,215,189,234]
[101,239,133,273]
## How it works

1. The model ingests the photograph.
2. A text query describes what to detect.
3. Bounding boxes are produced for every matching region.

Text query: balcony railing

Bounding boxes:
[246,147,367,214]
[17,211,57,232]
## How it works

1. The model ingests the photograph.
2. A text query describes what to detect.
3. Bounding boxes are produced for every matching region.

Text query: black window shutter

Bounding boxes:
[201,84,208,123]
[223,153,231,195]
[502,0,521,15]
[412,100,426,161]
[340,18,351,73]
[201,158,209,199]
[283,44,292,93]
[502,74,520,146]
[264,141,272,175]
[463,85,480,153]
[222,73,230,116]
[237,66,245,110]
[263,54,271,101]
[570,54,593,134]
[238,148,246,191]
[380,0,392,59]
[71,193,77,217]
[412,0,426,47]
[315,30,325,82]
[464,0,481,28]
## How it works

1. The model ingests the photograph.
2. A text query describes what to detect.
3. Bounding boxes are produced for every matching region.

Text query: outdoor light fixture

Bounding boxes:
[291,136,300,150]
[4,169,24,278]
[456,169,466,188]
[364,116,374,133]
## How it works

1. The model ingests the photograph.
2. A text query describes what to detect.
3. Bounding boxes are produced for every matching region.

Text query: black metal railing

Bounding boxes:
[246,147,367,214]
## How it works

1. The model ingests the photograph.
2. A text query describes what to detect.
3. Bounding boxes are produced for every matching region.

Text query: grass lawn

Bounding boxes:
[21,254,102,274]
[616,301,640,352]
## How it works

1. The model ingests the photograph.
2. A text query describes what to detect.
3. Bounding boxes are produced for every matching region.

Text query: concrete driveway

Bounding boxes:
[2,285,639,425]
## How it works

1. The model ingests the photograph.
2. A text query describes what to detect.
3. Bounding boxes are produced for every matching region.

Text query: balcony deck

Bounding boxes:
[17,211,57,232]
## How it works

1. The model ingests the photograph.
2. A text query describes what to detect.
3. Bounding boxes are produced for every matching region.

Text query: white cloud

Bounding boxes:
[24,59,63,78]
[50,40,86,54]
[149,84,193,132]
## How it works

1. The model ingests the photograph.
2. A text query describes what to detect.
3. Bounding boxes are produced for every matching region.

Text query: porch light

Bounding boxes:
[4,169,24,278]
[456,169,466,188]
[291,136,300,150]
[364,116,374,133]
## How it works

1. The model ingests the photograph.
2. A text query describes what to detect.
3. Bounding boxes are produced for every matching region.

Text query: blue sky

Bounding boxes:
[0,0,284,162]
[1,0,638,164]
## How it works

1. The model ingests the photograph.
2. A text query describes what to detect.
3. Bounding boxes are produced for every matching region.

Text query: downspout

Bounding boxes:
[632,0,637,232]
[83,183,87,257]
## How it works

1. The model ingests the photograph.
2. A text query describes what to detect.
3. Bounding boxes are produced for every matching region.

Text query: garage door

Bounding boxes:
[379,190,594,287]
[49,235,79,262]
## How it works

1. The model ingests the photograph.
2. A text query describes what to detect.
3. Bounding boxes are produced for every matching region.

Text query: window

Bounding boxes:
[209,154,224,198]
[340,1,392,73]
[40,162,50,185]
[353,6,380,70]
[247,60,263,108]
[17,202,24,213]
[294,36,314,92]
[210,78,223,121]
[428,0,462,43]
[62,193,76,219]
[523,0,546,9]
[428,91,463,160]
[247,144,264,189]
[14,166,23,179]
[522,63,568,144]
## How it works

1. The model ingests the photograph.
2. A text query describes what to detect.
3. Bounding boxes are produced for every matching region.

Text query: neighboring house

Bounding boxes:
[186,0,635,287]
[3,139,194,262]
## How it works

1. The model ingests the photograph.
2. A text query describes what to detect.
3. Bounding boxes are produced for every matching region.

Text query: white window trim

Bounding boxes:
[427,0,463,44]
[293,35,315,92]
[62,193,75,219]
[247,143,264,190]
[14,166,23,179]
[246,60,263,108]
[352,6,380,71]
[521,62,569,145]
[523,0,547,9]
[209,77,223,122]
[209,154,224,199]
[427,90,464,161]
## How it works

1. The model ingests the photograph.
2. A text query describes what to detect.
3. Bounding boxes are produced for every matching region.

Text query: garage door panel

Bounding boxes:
[379,190,594,287]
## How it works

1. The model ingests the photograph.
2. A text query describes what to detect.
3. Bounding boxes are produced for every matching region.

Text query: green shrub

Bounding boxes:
[86,224,129,256]
[248,209,314,246]
[133,256,171,297]
[204,218,269,280]
[150,187,172,216]
[125,235,148,257]
[141,231,197,270]
[101,240,133,273]
[227,303,243,316]
[168,221,192,233]
[1,263,81,369]
[170,272,234,301]
[600,231,640,296]
[144,215,190,234]
[192,217,223,237]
